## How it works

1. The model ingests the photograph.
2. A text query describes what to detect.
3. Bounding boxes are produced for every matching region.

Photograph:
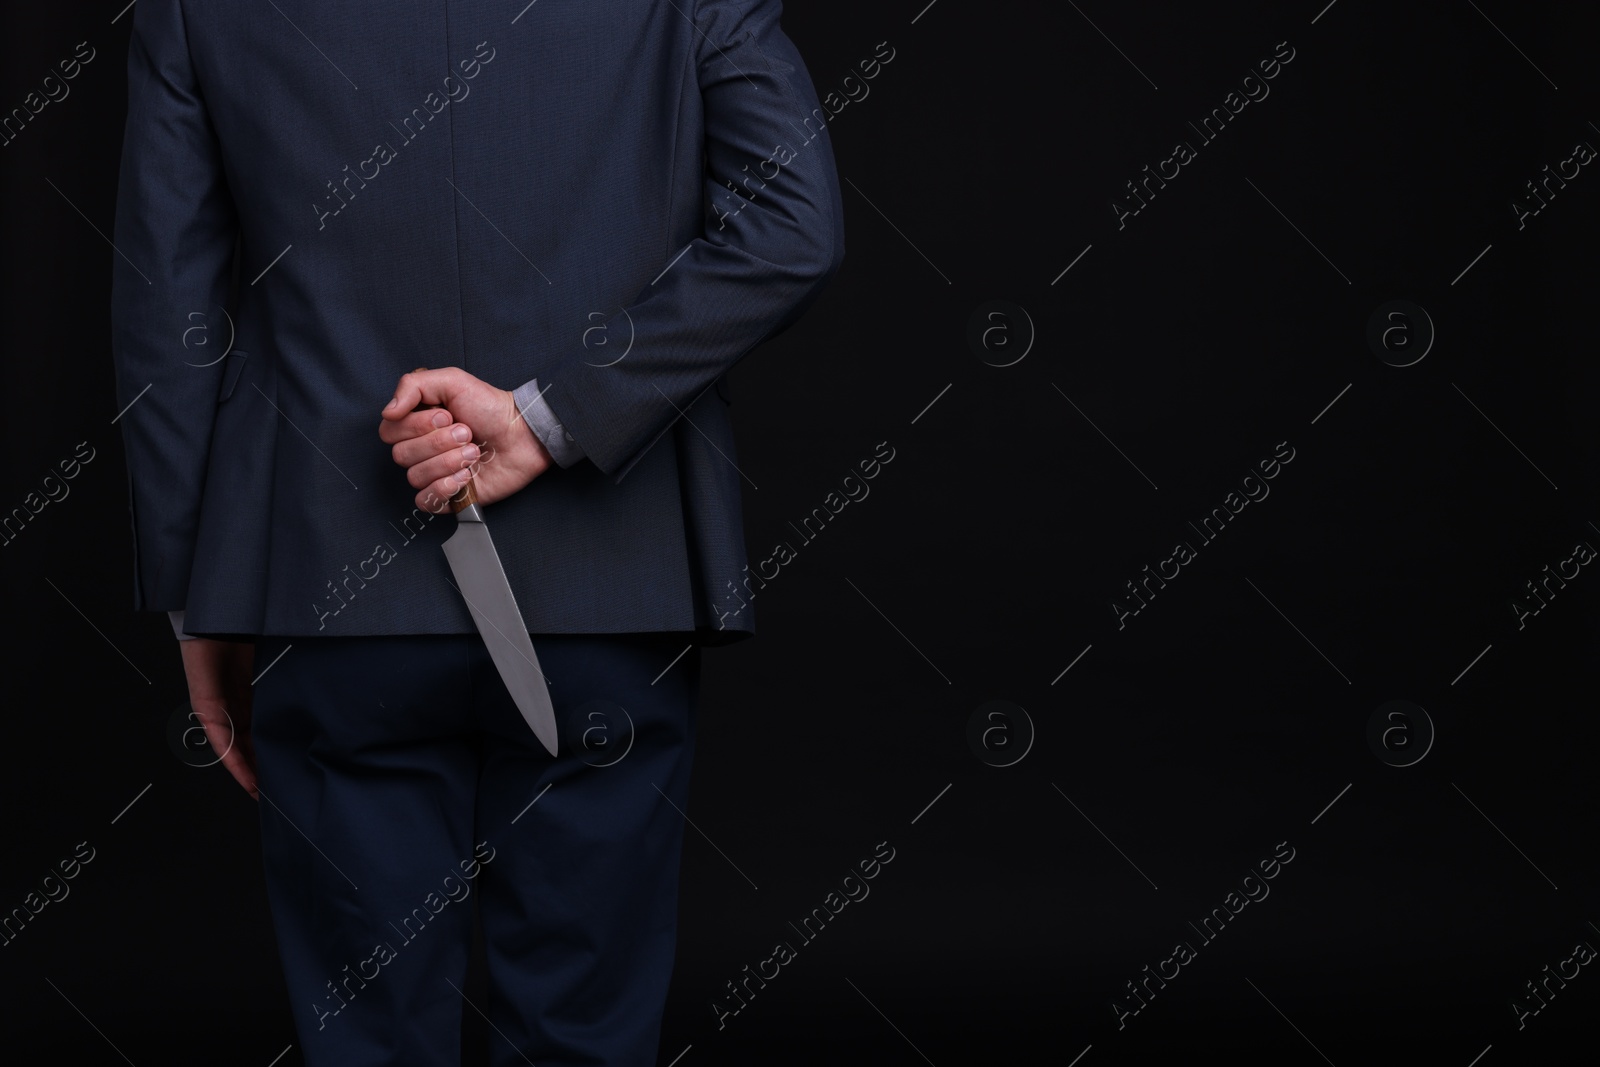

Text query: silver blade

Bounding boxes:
[440,512,559,756]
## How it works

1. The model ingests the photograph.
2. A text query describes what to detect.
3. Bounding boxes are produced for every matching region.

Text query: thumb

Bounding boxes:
[385,367,462,418]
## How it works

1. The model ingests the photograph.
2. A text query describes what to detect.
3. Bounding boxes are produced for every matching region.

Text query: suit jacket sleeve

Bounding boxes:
[538,0,846,484]
[110,0,239,613]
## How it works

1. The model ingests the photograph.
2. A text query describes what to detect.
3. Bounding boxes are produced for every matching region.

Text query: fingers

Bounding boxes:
[197,696,256,798]
[221,745,258,799]
[413,438,502,512]
[383,411,484,511]
[416,465,476,513]
[378,405,454,445]
[223,690,257,799]
[416,486,454,514]
[404,438,482,492]
[377,367,521,511]
[390,419,478,470]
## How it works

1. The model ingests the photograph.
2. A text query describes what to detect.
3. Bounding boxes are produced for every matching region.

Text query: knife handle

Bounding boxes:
[410,366,478,515]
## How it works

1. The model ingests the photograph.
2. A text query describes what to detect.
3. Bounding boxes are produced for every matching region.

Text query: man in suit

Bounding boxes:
[111,1,843,1062]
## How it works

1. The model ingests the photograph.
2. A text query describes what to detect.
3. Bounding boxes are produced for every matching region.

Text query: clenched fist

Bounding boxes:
[378,366,553,512]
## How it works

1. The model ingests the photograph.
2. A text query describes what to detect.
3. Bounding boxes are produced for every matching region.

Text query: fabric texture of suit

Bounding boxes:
[111,0,845,645]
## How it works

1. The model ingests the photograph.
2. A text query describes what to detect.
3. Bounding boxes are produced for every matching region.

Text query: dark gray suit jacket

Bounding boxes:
[111,0,844,645]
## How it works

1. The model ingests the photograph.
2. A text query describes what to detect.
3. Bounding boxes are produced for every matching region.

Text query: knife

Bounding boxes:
[413,371,560,756]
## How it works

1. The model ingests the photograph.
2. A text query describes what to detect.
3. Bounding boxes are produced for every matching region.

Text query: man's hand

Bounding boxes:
[378,367,553,512]
[179,637,258,799]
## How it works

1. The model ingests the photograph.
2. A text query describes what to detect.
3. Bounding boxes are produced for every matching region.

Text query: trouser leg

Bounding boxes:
[251,634,482,1067]
[471,633,702,1067]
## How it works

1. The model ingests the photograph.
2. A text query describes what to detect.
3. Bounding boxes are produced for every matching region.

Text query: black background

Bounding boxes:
[3,1,1598,1063]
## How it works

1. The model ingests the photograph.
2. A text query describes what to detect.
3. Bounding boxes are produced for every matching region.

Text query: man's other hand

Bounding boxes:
[379,367,553,512]
[179,637,258,799]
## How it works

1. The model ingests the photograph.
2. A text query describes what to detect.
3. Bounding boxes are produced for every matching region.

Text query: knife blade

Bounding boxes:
[412,373,559,756]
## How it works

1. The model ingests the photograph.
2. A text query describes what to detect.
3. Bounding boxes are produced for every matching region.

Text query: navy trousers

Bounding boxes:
[249,631,701,1066]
